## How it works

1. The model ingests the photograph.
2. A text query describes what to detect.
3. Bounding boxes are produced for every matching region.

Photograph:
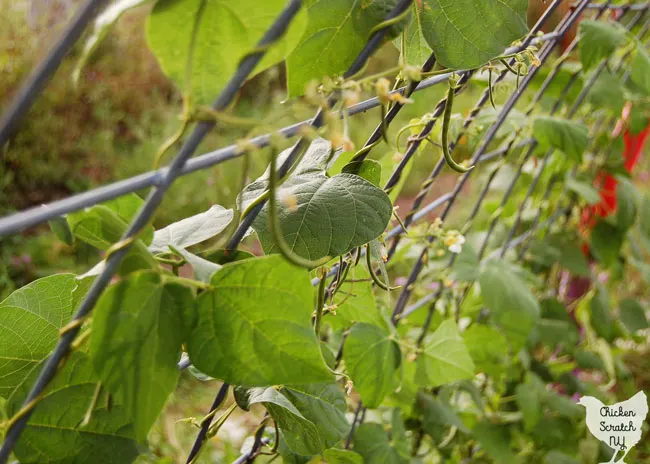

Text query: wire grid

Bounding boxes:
[0,1,647,462]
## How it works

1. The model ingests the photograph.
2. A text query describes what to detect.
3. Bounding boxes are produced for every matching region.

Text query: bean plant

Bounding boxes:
[1,1,649,463]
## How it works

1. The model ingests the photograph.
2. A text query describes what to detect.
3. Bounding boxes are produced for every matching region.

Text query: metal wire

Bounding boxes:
[400,1,648,334]
[0,0,107,147]
[0,0,647,461]
[0,1,306,461]
[0,31,562,237]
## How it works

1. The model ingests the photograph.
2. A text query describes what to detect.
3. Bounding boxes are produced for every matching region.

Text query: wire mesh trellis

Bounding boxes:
[0,0,648,462]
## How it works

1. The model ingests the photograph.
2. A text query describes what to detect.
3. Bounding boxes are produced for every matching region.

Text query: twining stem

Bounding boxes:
[488,67,496,109]
[365,244,400,291]
[268,147,331,269]
[314,267,327,337]
[441,75,473,173]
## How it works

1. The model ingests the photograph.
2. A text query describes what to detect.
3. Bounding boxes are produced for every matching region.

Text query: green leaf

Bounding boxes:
[49,215,74,245]
[535,319,579,350]
[417,392,469,437]
[415,319,475,387]
[100,193,154,245]
[588,70,624,114]
[419,0,528,69]
[6,352,139,464]
[188,255,331,386]
[174,247,222,282]
[148,0,308,104]
[286,0,394,96]
[462,324,509,379]
[322,448,363,464]
[472,422,516,462]
[544,390,583,420]
[619,298,649,333]
[479,259,540,351]
[397,3,432,66]
[615,177,637,231]
[90,272,193,441]
[590,220,624,268]
[0,274,85,398]
[343,322,400,408]
[353,423,408,464]
[516,377,541,431]
[533,117,589,163]
[551,237,591,278]
[389,408,410,459]
[73,0,151,84]
[590,286,613,342]
[578,20,628,71]
[67,205,156,274]
[240,140,392,262]
[630,45,650,96]
[532,417,577,452]
[148,205,233,253]
[342,159,382,187]
[240,387,321,456]
[329,264,383,328]
[245,383,348,456]
[451,242,480,281]
[639,194,650,250]
[565,178,601,205]
[544,451,579,464]
[281,383,349,452]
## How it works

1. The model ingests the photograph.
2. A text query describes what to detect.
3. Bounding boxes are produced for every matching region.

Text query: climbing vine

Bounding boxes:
[1,1,650,464]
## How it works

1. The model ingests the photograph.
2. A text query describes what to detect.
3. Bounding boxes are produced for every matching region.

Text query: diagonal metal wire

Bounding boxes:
[225,0,415,251]
[0,0,107,148]
[388,0,594,324]
[0,1,647,461]
[0,31,562,238]
[400,1,648,332]
[186,1,416,459]
[0,1,307,461]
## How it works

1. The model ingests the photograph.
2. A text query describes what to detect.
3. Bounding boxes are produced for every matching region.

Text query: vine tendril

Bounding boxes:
[441,74,473,173]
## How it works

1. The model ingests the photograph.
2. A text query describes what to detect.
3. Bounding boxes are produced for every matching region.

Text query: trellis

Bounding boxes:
[0,0,648,462]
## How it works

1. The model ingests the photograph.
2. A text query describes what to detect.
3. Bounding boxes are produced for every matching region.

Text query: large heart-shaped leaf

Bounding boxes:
[343,322,400,408]
[90,272,194,441]
[148,0,308,104]
[0,274,88,398]
[149,205,233,253]
[479,259,540,351]
[419,0,528,69]
[6,352,139,464]
[187,255,331,386]
[415,319,475,387]
[240,140,392,261]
